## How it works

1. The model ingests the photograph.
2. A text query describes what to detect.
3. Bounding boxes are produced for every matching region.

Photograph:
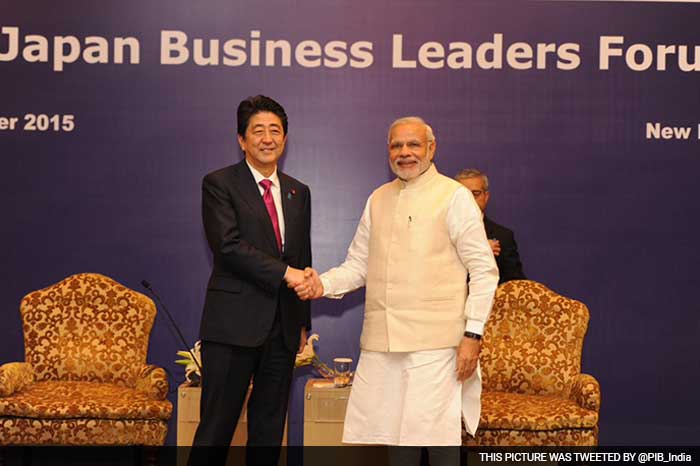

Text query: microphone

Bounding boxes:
[141,280,202,373]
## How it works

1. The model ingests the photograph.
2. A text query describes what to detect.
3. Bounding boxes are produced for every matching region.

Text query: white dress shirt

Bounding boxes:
[320,186,495,335]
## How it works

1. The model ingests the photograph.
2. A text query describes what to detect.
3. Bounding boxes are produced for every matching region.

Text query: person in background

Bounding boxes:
[456,168,526,284]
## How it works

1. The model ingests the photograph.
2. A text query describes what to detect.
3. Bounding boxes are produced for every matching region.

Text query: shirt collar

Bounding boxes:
[246,160,280,188]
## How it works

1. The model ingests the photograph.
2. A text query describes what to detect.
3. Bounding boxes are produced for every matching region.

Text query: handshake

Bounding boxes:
[284,267,324,301]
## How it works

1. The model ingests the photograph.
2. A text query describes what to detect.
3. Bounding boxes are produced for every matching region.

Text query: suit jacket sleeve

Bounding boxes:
[202,173,288,295]
[495,227,526,284]
[301,185,312,330]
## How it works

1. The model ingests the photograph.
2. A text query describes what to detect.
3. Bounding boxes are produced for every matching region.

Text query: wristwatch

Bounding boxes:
[463,331,482,341]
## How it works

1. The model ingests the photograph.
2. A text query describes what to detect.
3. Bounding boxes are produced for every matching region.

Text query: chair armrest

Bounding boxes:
[569,373,601,412]
[135,364,169,400]
[0,362,35,397]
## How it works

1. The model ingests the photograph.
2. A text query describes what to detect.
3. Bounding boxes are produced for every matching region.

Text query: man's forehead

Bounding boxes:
[462,177,485,188]
[249,112,283,128]
[389,123,427,141]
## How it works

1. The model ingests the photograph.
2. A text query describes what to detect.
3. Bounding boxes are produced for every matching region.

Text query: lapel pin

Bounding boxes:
[287,189,296,200]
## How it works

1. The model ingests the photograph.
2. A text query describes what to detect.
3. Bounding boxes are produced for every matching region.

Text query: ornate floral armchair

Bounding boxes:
[466,280,600,446]
[0,273,172,445]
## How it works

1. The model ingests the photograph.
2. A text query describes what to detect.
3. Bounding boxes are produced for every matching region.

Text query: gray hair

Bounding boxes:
[387,116,435,143]
[455,168,489,191]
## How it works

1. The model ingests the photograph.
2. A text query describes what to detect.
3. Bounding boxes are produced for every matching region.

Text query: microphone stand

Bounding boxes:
[141,280,202,373]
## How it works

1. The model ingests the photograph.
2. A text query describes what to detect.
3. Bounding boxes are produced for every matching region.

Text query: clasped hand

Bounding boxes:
[488,239,501,257]
[284,267,323,300]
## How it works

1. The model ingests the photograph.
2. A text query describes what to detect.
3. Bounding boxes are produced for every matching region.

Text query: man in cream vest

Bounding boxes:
[296,117,498,465]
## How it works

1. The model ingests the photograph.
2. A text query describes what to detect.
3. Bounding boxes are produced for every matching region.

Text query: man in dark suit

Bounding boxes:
[456,169,525,284]
[189,95,311,466]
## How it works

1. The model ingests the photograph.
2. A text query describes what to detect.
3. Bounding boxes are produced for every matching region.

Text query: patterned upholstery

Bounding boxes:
[0,362,34,397]
[465,280,600,446]
[0,273,172,445]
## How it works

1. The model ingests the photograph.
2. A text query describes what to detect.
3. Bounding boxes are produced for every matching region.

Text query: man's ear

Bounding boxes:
[237,134,246,152]
[428,140,437,161]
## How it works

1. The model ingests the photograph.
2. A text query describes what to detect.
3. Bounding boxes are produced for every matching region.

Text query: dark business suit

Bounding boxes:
[484,216,525,285]
[190,160,311,463]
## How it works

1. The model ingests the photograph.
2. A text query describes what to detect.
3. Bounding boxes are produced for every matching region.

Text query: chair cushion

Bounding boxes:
[0,418,168,446]
[466,428,598,446]
[481,391,598,430]
[0,381,172,421]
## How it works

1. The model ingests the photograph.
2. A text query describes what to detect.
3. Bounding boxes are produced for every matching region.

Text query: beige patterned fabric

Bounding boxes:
[569,373,601,412]
[0,418,168,446]
[135,364,169,400]
[465,428,598,447]
[0,273,172,445]
[468,280,600,446]
[21,273,157,386]
[0,381,171,420]
[0,362,34,397]
[480,391,597,430]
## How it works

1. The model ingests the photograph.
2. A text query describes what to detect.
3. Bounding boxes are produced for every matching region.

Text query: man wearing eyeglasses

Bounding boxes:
[455,168,526,284]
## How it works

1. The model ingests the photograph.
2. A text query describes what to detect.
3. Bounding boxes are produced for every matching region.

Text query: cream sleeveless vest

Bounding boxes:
[362,164,468,352]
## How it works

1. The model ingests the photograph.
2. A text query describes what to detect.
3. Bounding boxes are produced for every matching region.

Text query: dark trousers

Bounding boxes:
[187,319,295,466]
[389,447,460,466]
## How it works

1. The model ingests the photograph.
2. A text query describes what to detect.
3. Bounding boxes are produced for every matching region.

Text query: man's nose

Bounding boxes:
[261,129,273,142]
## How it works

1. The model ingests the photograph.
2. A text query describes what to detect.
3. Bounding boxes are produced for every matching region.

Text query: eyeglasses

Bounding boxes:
[471,190,487,198]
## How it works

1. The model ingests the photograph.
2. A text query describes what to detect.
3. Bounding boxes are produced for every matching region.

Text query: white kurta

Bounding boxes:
[320,179,497,444]
[341,348,483,445]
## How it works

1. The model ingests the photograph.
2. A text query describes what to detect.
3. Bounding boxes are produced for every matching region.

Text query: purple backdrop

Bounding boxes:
[2,0,699,445]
